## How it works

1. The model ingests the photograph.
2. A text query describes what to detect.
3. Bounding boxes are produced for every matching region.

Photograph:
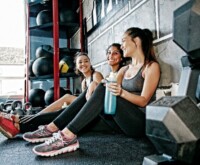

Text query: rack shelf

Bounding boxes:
[25,0,83,103]
[30,22,79,38]
[29,72,78,81]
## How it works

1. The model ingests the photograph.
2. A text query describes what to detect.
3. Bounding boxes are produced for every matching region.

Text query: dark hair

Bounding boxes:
[74,52,95,76]
[106,43,126,69]
[125,27,158,66]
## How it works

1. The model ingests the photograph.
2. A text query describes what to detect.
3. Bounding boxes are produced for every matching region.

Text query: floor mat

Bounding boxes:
[0,132,157,165]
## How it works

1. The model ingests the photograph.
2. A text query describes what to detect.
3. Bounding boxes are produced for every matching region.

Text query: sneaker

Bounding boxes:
[33,131,79,157]
[0,112,16,121]
[23,125,54,143]
[0,115,19,138]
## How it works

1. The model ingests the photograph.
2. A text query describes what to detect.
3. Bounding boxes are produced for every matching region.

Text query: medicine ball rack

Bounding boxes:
[25,0,85,104]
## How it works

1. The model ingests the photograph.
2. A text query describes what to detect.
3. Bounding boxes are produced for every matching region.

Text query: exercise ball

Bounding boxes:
[28,59,35,77]
[59,8,78,23]
[35,45,53,58]
[65,88,72,95]
[59,56,75,73]
[29,88,45,107]
[32,57,53,76]
[36,10,52,26]
[44,87,66,105]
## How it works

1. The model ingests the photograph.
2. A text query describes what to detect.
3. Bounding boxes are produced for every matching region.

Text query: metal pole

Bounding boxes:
[52,0,60,101]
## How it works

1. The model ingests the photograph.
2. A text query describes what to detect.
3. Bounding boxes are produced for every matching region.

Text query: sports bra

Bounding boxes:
[122,65,156,105]
[122,66,144,96]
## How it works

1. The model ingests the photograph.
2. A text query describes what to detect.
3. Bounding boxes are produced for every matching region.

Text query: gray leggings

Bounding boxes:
[53,83,146,137]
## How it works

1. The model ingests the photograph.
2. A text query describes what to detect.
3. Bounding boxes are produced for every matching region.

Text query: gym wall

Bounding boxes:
[71,0,189,96]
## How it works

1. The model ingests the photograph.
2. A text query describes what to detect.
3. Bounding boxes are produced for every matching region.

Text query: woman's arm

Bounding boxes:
[85,71,104,100]
[110,62,160,107]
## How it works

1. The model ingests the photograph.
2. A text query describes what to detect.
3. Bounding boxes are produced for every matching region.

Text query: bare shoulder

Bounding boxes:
[118,65,129,75]
[143,62,160,77]
[93,71,104,77]
[93,71,104,82]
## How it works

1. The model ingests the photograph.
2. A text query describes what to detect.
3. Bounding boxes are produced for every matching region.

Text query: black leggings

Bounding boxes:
[19,110,63,133]
[19,90,113,133]
[53,83,146,137]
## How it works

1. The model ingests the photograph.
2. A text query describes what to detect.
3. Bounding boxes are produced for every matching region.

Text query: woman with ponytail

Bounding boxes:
[22,27,160,157]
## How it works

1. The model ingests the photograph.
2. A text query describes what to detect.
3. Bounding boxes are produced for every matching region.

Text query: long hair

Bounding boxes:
[125,27,158,66]
[74,52,95,77]
[106,43,126,70]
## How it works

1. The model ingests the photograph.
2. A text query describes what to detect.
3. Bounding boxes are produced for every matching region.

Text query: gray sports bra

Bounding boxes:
[122,65,156,105]
[122,66,144,96]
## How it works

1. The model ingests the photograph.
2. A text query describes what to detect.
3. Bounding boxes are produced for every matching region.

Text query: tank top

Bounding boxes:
[122,65,156,105]
[122,66,144,96]
[84,70,94,89]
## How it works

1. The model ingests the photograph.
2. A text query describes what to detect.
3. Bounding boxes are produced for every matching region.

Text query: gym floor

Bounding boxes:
[0,131,157,165]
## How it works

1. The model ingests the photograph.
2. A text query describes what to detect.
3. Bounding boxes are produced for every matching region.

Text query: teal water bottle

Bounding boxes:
[104,72,117,115]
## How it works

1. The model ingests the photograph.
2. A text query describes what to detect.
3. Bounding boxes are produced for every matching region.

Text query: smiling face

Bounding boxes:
[76,55,91,74]
[121,33,137,58]
[106,46,123,67]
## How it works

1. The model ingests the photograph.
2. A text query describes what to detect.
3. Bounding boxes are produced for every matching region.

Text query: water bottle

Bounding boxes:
[104,72,117,115]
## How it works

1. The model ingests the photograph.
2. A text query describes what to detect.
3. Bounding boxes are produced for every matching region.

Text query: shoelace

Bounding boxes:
[45,131,63,145]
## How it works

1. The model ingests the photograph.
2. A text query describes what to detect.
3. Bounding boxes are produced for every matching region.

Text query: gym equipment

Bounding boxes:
[44,87,66,105]
[0,102,4,112]
[32,57,53,76]
[59,56,75,74]
[145,96,200,164]
[23,102,43,115]
[3,100,14,113]
[143,1,200,164]
[59,8,78,23]
[65,88,72,95]
[28,59,35,77]
[36,9,52,26]
[35,45,53,58]
[10,100,26,116]
[196,75,200,101]
[174,0,200,104]
[177,56,200,104]
[173,0,200,60]
[28,88,46,107]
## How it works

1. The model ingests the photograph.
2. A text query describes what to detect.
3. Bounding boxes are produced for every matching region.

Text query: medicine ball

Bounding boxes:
[44,87,66,105]
[59,8,78,23]
[28,59,35,77]
[59,56,74,73]
[35,45,53,58]
[36,10,52,26]
[65,88,72,95]
[29,88,45,107]
[32,57,53,76]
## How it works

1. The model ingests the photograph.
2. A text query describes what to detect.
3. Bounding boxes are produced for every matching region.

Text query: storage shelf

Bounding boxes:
[30,22,79,38]
[29,0,52,17]
[29,72,78,81]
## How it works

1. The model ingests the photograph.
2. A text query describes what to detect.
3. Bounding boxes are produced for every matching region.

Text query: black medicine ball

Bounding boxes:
[35,45,53,58]
[44,87,66,105]
[59,8,78,23]
[29,88,45,107]
[32,57,53,76]
[36,10,52,26]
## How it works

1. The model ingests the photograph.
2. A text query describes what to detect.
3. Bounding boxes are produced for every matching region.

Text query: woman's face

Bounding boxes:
[121,33,136,57]
[106,46,122,66]
[76,55,91,73]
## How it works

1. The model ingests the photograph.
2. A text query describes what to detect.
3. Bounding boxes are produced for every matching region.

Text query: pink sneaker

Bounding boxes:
[0,115,19,138]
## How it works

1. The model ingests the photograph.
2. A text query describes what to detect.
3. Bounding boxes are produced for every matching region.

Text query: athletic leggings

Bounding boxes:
[53,83,146,137]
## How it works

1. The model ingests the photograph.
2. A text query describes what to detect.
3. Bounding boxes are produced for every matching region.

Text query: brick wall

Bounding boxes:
[72,0,189,95]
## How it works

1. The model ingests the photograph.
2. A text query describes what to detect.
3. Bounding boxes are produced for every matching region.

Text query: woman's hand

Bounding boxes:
[107,82,122,96]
